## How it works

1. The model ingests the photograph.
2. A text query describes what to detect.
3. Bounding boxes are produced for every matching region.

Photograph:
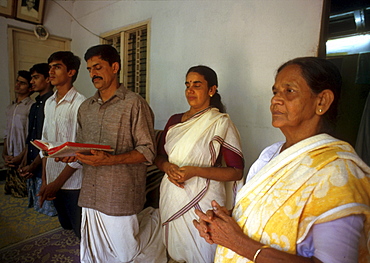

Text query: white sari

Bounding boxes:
[160,107,243,263]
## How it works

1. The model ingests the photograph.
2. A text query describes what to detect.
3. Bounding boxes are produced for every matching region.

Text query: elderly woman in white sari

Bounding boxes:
[194,57,370,263]
[155,65,245,263]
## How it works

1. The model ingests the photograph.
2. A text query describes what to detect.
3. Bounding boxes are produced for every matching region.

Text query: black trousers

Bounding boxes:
[53,189,82,239]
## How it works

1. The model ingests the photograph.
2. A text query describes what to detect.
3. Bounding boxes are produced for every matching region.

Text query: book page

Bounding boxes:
[47,145,114,158]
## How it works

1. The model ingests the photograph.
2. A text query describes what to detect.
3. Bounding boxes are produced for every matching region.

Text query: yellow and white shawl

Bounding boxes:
[215,134,370,263]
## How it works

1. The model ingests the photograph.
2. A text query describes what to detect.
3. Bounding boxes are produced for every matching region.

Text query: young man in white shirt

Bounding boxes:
[38,51,86,238]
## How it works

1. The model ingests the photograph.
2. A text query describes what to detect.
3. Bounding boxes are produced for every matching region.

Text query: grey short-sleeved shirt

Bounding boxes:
[77,84,155,216]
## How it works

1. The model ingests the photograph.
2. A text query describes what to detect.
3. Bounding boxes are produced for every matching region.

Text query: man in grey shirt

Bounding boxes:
[71,44,165,262]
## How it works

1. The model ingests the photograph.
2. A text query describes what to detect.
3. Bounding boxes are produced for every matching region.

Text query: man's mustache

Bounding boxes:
[92,76,103,82]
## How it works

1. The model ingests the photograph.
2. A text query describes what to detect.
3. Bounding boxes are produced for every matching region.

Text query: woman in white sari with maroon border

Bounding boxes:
[155,66,244,263]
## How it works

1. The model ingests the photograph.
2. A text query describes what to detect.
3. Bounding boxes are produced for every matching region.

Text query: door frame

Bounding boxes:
[7,26,71,101]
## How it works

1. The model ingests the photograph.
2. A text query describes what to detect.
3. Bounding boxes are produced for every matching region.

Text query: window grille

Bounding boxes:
[102,23,148,100]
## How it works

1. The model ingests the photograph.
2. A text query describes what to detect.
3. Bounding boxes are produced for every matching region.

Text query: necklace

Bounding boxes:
[182,111,192,122]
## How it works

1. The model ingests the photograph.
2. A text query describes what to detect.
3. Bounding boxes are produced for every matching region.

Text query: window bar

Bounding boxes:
[135,31,141,95]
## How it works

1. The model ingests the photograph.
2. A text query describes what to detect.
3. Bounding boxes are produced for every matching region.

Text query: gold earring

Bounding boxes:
[210,94,213,97]
[319,109,323,113]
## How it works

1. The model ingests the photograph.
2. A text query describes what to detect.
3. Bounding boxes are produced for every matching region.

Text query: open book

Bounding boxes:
[31,140,114,158]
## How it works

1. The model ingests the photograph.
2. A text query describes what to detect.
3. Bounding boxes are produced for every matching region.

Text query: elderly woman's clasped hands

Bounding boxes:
[193,200,245,249]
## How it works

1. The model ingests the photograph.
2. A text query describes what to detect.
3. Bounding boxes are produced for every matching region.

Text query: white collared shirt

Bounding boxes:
[41,87,86,189]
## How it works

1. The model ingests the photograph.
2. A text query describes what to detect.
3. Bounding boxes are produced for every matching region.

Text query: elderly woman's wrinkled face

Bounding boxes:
[270,64,320,132]
[185,72,213,111]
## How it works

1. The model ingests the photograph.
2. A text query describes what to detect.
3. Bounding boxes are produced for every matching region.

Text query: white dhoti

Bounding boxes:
[80,207,166,263]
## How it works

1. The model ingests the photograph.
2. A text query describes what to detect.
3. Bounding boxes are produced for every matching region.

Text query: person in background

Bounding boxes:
[68,44,165,262]
[194,57,370,263]
[38,51,86,238]
[3,70,33,198]
[155,65,244,263]
[19,63,56,216]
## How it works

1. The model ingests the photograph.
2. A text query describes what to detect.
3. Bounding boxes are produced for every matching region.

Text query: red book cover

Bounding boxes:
[31,140,114,158]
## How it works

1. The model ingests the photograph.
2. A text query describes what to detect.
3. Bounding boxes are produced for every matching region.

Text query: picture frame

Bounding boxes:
[0,0,15,17]
[16,0,45,24]
[34,24,49,40]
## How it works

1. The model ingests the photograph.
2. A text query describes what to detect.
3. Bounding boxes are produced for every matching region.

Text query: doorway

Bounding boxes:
[325,2,370,165]
[327,54,370,146]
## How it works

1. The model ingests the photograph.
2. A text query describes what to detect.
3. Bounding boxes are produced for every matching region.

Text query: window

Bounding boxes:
[101,22,149,100]
[326,7,370,56]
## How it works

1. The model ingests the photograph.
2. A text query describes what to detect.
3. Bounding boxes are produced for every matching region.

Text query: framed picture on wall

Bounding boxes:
[16,0,45,24]
[0,0,15,17]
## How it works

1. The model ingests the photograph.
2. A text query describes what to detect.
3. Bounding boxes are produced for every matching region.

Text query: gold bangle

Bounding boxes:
[253,245,269,263]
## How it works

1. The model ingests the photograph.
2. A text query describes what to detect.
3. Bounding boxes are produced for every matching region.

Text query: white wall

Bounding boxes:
[0,0,324,169]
